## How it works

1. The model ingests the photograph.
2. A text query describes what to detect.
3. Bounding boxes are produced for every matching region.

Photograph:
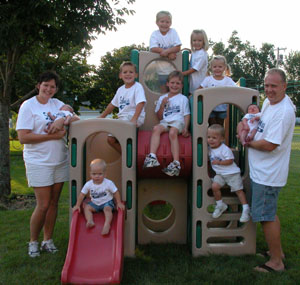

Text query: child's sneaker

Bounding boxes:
[162,161,181,176]
[212,203,228,218]
[28,241,40,258]
[143,154,160,168]
[40,239,58,253]
[239,208,250,223]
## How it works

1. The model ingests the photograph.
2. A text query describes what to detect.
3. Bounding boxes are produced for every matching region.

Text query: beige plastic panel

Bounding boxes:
[68,118,136,257]
[138,178,187,244]
[138,51,182,131]
[192,86,259,256]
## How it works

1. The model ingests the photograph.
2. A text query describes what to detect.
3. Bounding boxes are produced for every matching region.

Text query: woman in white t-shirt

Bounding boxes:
[16,71,78,258]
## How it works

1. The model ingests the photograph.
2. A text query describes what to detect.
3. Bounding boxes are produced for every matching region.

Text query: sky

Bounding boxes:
[87,0,299,65]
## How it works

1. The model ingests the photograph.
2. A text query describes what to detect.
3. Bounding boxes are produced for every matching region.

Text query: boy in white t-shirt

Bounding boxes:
[207,124,250,222]
[143,71,190,177]
[100,61,146,153]
[72,159,125,235]
[237,104,261,146]
[150,11,182,93]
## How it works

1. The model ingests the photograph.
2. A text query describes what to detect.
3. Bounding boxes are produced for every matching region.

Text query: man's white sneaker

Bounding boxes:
[240,208,250,223]
[212,203,228,218]
[40,239,58,253]
[28,241,40,258]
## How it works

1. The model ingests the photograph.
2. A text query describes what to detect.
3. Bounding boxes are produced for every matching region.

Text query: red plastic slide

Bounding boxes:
[61,207,125,284]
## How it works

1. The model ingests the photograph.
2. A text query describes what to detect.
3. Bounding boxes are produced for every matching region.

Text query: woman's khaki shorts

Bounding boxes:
[25,161,69,187]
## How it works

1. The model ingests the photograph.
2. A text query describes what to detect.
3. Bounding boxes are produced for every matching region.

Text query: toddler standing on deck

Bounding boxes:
[72,159,125,235]
[182,29,209,94]
[200,55,236,126]
[207,124,250,222]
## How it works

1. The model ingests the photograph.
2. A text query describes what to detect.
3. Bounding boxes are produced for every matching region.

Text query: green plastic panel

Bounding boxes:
[127,138,132,168]
[71,180,77,207]
[71,138,77,167]
[197,138,203,167]
[197,180,202,208]
[196,221,202,248]
[182,50,189,96]
[197,96,203,125]
[130,49,139,81]
[126,181,132,210]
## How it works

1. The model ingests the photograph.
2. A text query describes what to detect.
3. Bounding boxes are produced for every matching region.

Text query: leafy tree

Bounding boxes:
[284,51,300,112]
[85,44,147,112]
[211,31,276,89]
[0,0,135,199]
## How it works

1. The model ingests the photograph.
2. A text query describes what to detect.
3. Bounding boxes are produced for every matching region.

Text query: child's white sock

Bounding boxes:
[216,200,223,207]
[242,204,250,211]
[149,153,157,158]
[173,160,180,165]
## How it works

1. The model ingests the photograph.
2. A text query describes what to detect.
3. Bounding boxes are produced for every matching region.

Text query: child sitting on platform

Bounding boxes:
[72,159,125,235]
[100,61,146,153]
[143,71,190,177]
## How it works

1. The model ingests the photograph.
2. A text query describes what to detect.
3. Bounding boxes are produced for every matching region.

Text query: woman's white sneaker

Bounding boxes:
[28,241,40,258]
[40,239,58,253]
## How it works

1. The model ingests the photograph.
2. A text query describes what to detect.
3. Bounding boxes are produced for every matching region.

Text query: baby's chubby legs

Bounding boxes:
[102,206,113,235]
[239,130,249,146]
[107,136,121,154]
[246,129,257,143]
[84,204,96,228]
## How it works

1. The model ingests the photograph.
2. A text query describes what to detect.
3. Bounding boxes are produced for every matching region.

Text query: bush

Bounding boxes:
[9,128,18,140]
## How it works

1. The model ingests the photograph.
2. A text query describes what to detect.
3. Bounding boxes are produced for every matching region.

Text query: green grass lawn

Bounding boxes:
[1,134,300,284]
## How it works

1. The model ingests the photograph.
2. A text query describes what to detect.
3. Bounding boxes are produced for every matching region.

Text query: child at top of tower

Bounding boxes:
[99,61,146,153]
[143,71,190,177]
[72,158,125,235]
[182,29,209,94]
[237,104,261,146]
[199,55,237,126]
[207,124,250,222]
[149,10,182,61]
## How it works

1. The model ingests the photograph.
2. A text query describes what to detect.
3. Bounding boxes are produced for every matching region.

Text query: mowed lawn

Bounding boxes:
[0,130,299,284]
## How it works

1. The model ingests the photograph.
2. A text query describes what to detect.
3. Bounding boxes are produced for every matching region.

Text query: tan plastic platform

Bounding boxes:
[68,118,136,256]
[191,86,259,256]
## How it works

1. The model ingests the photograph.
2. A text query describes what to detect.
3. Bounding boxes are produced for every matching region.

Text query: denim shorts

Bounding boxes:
[251,180,281,222]
[87,199,115,212]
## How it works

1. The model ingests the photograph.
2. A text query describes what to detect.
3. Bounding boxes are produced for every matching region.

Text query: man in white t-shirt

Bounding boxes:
[246,68,296,273]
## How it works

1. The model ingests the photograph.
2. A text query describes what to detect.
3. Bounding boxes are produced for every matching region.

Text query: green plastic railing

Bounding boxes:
[182,50,189,96]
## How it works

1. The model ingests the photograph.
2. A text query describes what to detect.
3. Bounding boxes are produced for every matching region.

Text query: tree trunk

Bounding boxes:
[0,98,11,199]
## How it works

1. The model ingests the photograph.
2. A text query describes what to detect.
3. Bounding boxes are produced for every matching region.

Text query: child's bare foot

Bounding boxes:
[101,223,110,235]
[86,221,95,228]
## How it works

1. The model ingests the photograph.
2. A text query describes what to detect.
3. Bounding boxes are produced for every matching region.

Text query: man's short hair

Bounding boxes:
[265,68,286,83]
